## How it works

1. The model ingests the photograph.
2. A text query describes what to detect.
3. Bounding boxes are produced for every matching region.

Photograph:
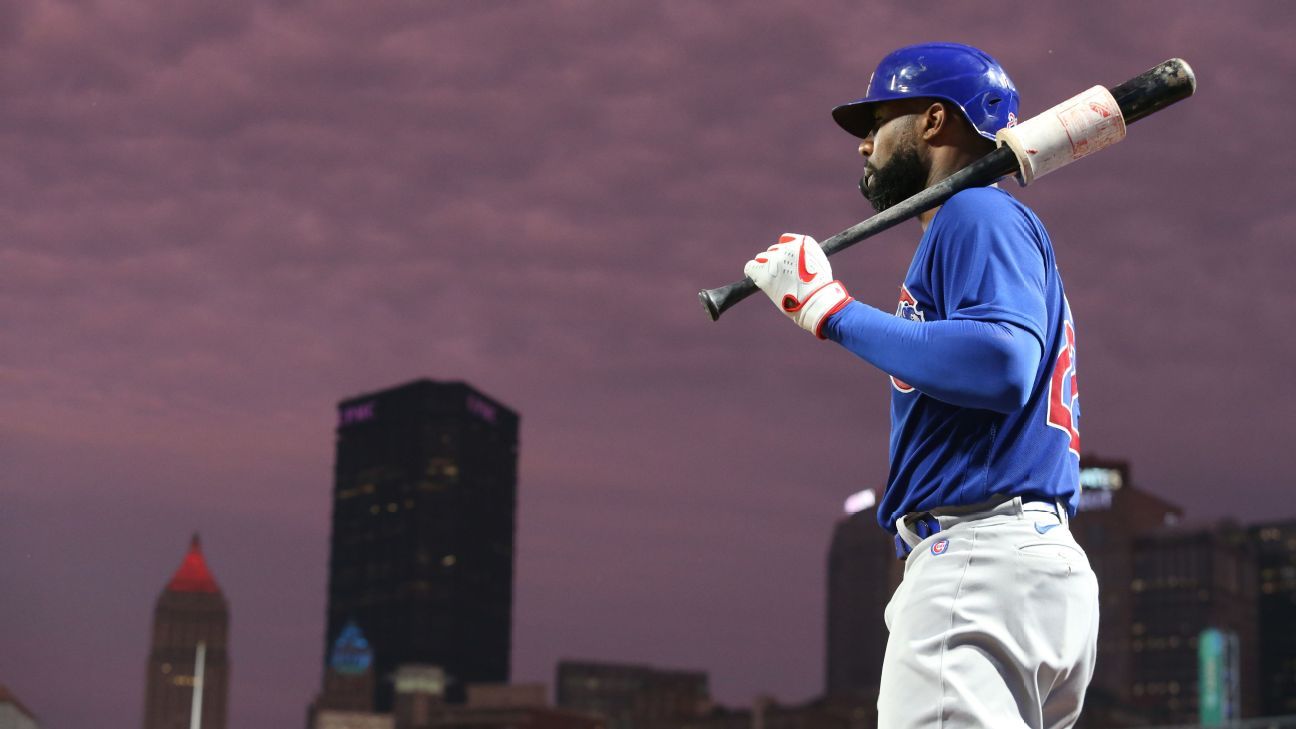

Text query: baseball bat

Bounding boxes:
[698,58,1197,321]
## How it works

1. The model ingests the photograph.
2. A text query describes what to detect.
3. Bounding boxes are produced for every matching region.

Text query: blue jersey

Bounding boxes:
[877,187,1079,531]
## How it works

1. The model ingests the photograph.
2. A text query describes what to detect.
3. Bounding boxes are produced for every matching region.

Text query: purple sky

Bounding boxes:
[3,2,1294,727]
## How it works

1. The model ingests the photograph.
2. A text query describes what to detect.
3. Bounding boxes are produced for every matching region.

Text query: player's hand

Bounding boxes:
[744,233,853,339]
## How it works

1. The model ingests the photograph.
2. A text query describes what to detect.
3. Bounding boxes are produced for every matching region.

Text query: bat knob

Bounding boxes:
[699,289,721,321]
[699,277,759,322]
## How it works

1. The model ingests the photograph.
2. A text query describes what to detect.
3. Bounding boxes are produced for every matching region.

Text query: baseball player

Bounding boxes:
[742,43,1098,728]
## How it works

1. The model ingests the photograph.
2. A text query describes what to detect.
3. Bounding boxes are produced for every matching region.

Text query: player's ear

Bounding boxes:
[920,102,947,141]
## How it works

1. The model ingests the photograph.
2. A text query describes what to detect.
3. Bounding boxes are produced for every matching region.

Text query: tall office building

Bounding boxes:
[325,379,520,709]
[824,490,903,701]
[142,534,230,729]
[1127,523,1259,724]
[1249,519,1296,716]
[1067,455,1181,711]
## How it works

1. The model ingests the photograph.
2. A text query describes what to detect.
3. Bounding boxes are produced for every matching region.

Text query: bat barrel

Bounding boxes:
[1110,58,1196,125]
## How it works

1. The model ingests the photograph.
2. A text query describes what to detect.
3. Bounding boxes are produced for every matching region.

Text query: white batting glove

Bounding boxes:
[744,233,853,339]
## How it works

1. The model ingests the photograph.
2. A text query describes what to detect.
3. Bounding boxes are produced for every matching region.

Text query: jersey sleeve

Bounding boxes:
[928,189,1048,348]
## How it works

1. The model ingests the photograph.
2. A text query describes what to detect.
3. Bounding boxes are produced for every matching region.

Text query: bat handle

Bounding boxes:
[699,277,759,321]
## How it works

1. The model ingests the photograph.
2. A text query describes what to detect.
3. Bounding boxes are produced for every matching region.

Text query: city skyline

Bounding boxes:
[4,2,1295,728]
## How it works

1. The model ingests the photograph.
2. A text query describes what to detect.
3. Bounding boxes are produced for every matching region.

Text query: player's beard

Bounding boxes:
[860,139,928,213]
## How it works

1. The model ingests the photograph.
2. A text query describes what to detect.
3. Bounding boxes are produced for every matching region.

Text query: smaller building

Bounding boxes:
[0,684,42,729]
[673,696,871,729]
[309,621,380,728]
[311,673,600,729]
[314,711,395,729]
[394,665,449,729]
[428,684,604,729]
[556,660,709,729]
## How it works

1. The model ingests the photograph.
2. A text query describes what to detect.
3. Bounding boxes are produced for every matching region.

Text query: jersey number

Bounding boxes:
[1046,319,1080,455]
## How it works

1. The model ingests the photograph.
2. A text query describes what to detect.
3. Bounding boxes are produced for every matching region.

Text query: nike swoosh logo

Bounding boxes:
[1034,522,1060,535]
[797,242,815,283]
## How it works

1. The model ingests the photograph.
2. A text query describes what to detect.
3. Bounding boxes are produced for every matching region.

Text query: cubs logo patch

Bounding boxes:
[931,538,950,555]
[891,285,924,393]
[895,284,925,323]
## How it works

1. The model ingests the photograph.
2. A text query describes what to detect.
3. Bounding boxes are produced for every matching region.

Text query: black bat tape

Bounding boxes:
[699,58,1197,323]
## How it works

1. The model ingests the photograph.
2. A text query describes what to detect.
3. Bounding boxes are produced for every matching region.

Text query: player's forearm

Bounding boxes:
[824,301,1042,413]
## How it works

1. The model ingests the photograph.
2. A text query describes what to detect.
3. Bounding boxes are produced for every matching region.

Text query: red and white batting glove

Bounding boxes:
[743,233,853,339]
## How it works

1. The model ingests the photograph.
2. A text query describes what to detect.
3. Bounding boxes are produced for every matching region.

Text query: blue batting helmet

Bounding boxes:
[832,42,1019,143]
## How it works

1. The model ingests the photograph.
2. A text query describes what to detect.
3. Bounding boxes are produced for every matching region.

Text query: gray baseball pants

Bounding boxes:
[877,497,1099,728]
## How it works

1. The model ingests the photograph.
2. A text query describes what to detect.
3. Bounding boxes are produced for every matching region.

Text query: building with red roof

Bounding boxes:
[142,534,230,729]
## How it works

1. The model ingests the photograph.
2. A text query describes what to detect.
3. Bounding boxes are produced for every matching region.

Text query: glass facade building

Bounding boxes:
[324,379,519,709]
[1250,520,1296,716]
[1069,456,1183,710]
[1127,526,1259,724]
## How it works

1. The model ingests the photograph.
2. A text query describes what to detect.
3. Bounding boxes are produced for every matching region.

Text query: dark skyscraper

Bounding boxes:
[1067,456,1182,710]
[325,379,520,709]
[142,534,230,729]
[824,493,902,701]
[1249,519,1296,716]
[1126,523,1259,724]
